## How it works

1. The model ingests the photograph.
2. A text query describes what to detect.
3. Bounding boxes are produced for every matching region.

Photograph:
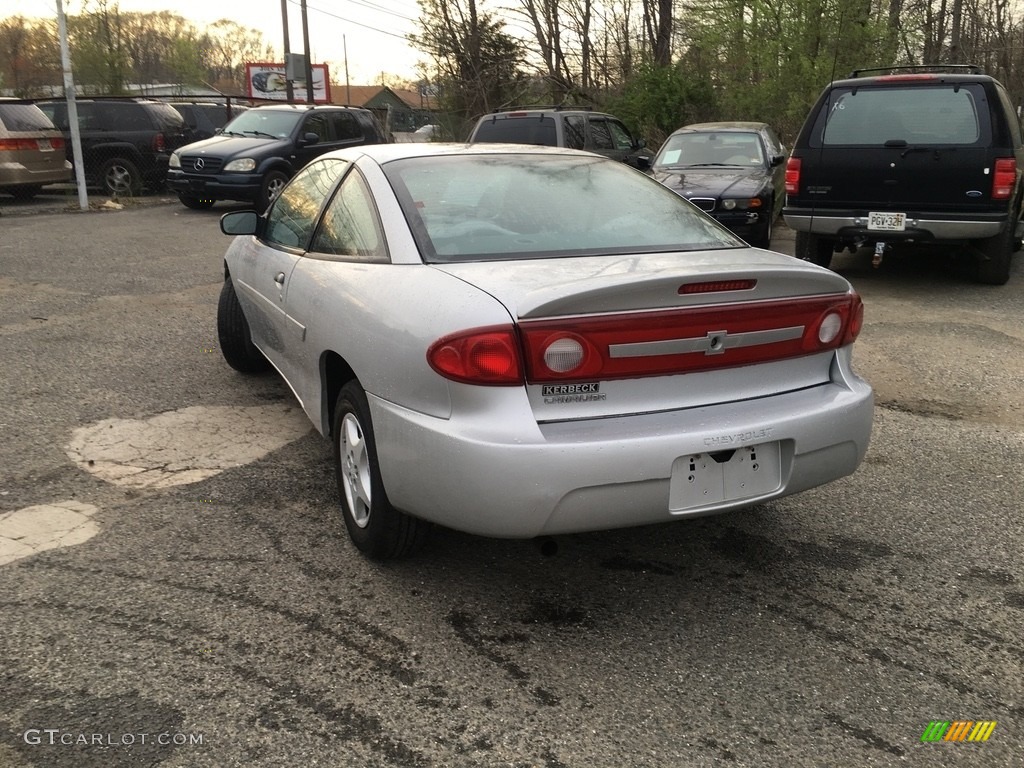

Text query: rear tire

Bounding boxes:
[794,230,834,268]
[333,382,429,559]
[11,185,42,200]
[974,221,1014,286]
[99,156,142,197]
[217,279,270,373]
[178,194,216,210]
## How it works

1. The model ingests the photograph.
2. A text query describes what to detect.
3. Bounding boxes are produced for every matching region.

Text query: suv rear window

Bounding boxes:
[819,84,986,146]
[0,103,56,131]
[472,116,558,146]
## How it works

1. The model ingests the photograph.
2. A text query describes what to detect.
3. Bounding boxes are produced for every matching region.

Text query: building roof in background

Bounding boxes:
[331,84,436,111]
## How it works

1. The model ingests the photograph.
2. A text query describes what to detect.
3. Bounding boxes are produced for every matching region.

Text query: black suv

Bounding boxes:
[166,104,390,211]
[783,65,1024,284]
[468,106,652,169]
[36,98,191,196]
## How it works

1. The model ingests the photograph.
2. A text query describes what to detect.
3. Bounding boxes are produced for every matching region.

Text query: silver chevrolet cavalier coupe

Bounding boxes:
[216,143,873,559]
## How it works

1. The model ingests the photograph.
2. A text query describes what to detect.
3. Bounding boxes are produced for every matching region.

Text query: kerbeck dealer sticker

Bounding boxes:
[542,383,606,404]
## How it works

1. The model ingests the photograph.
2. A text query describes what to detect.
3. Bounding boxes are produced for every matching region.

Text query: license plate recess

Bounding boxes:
[669,442,782,512]
[867,211,906,231]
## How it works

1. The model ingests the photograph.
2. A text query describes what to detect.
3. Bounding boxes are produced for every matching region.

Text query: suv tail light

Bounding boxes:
[992,157,1016,199]
[785,157,801,195]
[152,133,166,152]
[427,293,864,386]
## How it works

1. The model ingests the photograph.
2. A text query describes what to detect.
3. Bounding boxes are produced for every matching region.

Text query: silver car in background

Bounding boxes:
[217,143,873,559]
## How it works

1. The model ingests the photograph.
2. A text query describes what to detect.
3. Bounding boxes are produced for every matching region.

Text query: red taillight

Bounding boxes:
[0,138,40,151]
[876,74,938,82]
[429,293,864,386]
[680,280,756,294]
[785,157,801,195]
[52,136,65,149]
[427,326,523,385]
[519,293,864,383]
[992,157,1017,200]
[843,293,864,344]
[152,133,166,152]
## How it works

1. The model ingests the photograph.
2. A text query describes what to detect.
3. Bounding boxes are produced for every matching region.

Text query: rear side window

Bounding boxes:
[148,103,186,131]
[0,104,57,131]
[472,116,558,146]
[95,103,151,131]
[817,84,987,146]
[564,115,586,149]
[332,111,363,140]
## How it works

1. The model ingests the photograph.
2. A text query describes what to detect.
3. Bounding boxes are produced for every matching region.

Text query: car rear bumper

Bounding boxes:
[0,162,72,187]
[166,171,261,201]
[783,207,1006,240]
[369,359,873,539]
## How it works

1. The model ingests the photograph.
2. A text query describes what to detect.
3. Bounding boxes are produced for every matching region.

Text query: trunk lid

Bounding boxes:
[434,250,856,421]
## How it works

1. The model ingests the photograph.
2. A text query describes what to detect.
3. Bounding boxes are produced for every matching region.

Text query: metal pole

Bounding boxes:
[300,0,314,103]
[55,0,88,209]
[344,35,350,105]
[281,0,294,102]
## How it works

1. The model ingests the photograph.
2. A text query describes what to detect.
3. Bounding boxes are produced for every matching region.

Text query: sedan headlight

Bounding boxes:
[224,158,256,172]
[169,153,181,169]
[722,197,765,211]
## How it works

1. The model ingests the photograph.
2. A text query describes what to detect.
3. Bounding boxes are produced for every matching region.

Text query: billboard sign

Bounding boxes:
[245,62,331,103]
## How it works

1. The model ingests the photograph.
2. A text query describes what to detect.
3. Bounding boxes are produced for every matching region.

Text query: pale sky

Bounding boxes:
[22,0,426,87]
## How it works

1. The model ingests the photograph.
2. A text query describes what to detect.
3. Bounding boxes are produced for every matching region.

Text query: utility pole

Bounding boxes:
[55,0,88,210]
[280,0,294,102]
[301,0,314,103]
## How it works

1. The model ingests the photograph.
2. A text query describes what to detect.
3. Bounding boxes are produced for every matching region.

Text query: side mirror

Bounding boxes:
[770,154,786,167]
[220,210,260,236]
[299,132,320,146]
[635,155,652,170]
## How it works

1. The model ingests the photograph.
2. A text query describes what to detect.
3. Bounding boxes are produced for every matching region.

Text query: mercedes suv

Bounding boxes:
[783,65,1024,285]
[166,104,390,211]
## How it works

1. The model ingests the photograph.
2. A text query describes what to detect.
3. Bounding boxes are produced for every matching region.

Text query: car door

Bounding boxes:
[282,162,389,416]
[232,159,345,387]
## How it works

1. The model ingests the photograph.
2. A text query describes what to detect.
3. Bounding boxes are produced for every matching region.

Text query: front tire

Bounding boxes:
[178,194,216,210]
[258,170,289,212]
[98,157,142,197]
[794,230,834,268]
[217,279,270,373]
[751,204,774,248]
[333,382,429,559]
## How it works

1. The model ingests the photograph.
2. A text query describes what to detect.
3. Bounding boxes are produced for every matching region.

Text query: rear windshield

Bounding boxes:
[0,103,57,132]
[817,84,987,146]
[472,116,558,146]
[383,153,741,263]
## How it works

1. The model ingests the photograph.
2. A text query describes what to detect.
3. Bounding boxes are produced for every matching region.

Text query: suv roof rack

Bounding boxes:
[848,64,985,78]
[492,104,594,113]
